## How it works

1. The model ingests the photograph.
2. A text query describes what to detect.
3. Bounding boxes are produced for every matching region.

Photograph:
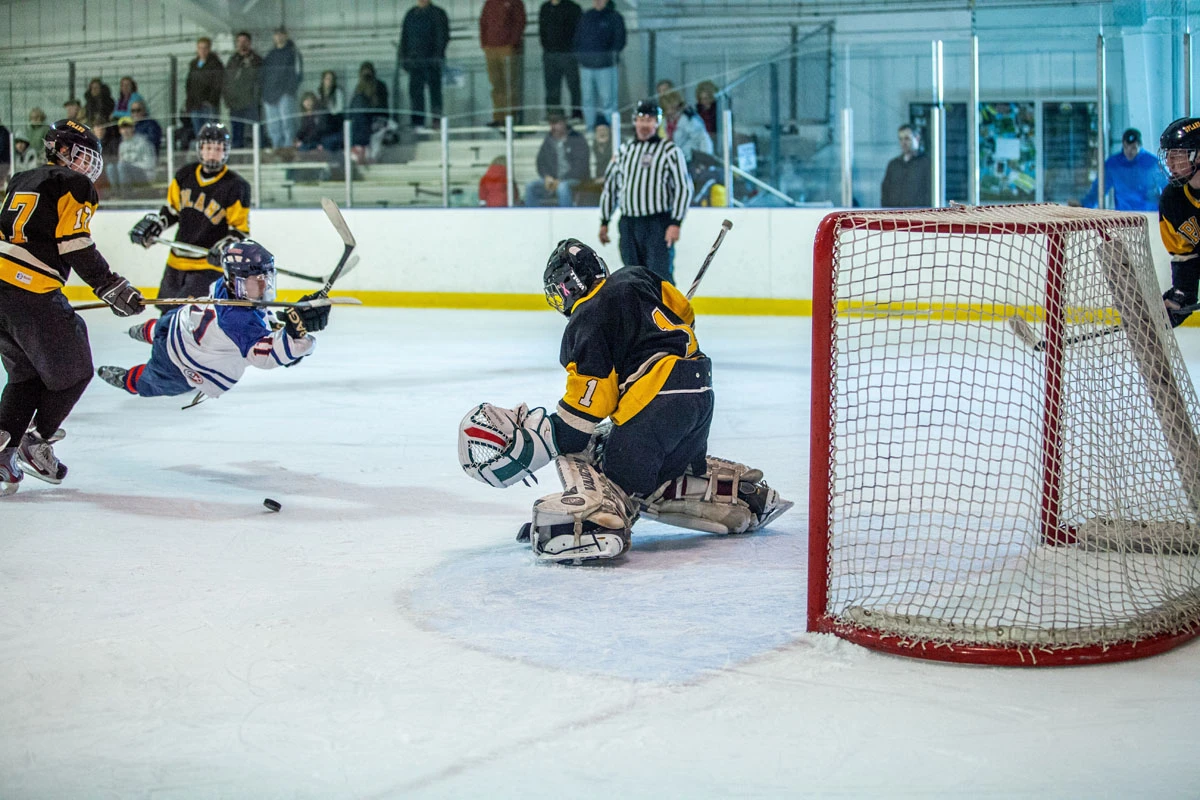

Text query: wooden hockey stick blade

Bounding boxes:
[686,219,734,300]
[1007,315,1124,352]
[73,296,363,311]
[321,197,357,248]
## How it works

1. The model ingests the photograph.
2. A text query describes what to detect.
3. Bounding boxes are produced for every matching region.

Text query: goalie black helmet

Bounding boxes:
[222,239,276,301]
[196,121,231,171]
[1158,117,1200,186]
[544,238,609,316]
[44,119,104,183]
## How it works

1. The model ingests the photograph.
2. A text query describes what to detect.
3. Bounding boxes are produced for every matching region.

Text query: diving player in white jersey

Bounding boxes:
[96,240,330,400]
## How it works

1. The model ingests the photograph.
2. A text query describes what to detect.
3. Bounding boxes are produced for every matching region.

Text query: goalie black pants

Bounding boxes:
[0,285,94,443]
[601,356,713,498]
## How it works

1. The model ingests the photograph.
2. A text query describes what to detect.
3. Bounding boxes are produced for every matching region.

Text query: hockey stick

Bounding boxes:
[148,238,359,284]
[686,219,733,300]
[72,296,362,312]
[318,197,357,296]
[1007,296,1200,353]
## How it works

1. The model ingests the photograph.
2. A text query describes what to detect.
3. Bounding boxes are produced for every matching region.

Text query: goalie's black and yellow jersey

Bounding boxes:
[0,164,100,293]
[553,265,708,446]
[160,163,251,273]
[1159,182,1200,262]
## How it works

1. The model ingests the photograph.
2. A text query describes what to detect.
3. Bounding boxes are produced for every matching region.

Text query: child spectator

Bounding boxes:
[113,76,145,120]
[27,108,49,146]
[85,78,115,123]
[130,101,163,155]
[347,62,389,163]
[478,155,519,206]
[295,92,330,151]
[12,133,41,174]
[317,70,346,150]
[109,117,156,187]
[695,80,718,135]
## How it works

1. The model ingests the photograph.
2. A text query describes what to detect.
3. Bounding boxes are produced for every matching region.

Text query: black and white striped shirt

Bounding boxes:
[599,135,693,226]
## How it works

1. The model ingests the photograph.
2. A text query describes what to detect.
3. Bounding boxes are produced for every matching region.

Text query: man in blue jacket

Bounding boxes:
[1081,128,1165,211]
[399,0,451,132]
[261,27,304,149]
[573,0,625,132]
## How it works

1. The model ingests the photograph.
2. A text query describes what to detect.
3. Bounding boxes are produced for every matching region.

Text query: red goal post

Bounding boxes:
[808,204,1200,666]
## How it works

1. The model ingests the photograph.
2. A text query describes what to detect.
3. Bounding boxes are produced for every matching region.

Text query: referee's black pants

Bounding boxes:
[618,212,674,284]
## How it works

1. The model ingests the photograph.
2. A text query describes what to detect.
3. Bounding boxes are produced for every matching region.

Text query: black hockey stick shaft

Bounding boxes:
[686,219,733,301]
[318,197,357,297]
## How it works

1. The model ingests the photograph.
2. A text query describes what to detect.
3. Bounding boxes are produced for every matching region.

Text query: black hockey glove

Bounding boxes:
[129,213,164,247]
[206,235,243,267]
[97,276,145,318]
[1163,288,1196,329]
[279,293,331,338]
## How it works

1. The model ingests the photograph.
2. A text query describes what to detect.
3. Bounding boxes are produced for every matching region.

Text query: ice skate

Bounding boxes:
[0,432,22,496]
[97,365,132,392]
[128,319,155,343]
[17,430,67,484]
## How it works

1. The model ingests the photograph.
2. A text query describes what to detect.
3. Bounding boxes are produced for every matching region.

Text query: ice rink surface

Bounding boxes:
[2,307,1199,798]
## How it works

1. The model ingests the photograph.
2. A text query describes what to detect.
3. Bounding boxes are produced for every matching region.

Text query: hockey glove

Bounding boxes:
[129,213,165,247]
[459,403,558,488]
[206,235,243,267]
[97,276,145,317]
[1163,287,1196,329]
[280,293,331,338]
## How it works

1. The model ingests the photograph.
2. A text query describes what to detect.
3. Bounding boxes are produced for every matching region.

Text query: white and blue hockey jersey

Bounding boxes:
[163,281,314,397]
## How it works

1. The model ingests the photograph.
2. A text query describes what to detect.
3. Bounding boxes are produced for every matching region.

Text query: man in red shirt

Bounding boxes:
[480,0,527,126]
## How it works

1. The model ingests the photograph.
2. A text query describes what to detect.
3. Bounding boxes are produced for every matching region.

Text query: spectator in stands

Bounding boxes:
[574,119,611,206]
[295,92,330,151]
[480,0,527,127]
[113,76,144,120]
[525,111,590,206]
[62,98,85,125]
[1080,127,1165,211]
[695,80,718,135]
[26,108,49,147]
[317,70,346,150]
[400,0,450,133]
[661,89,712,163]
[478,155,519,206]
[262,26,304,150]
[880,123,931,208]
[130,101,163,155]
[85,78,115,124]
[539,0,582,121]
[224,31,263,149]
[11,133,40,175]
[109,117,156,187]
[91,117,122,165]
[574,0,625,132]
[347,61,389,163]
[185,37,224,138]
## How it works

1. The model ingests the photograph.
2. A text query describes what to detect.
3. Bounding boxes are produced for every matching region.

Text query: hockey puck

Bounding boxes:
[263,498,282,512]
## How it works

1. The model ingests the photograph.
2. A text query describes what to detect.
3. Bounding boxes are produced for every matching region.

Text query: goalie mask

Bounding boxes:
[222,240,276,301]
[544,238,609,316]
[196,122,231,171]
[1158,117,1200,186]
[44,119,104,183]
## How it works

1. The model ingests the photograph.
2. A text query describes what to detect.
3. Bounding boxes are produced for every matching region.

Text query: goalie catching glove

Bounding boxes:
[278,293,331,338]
[459,402,558,488]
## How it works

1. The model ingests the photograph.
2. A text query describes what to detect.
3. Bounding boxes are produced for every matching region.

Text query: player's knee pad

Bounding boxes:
[529,455,636,563]
[642,455,793,535]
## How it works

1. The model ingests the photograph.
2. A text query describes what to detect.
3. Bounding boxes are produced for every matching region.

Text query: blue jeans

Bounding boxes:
[580,66,618,131]
[263,94,299,148]
[189,103,218,136]
[228,106,259,148]
[524,178,579,207]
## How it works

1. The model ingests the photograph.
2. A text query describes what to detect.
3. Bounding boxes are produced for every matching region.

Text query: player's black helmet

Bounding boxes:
[633,98,662,124]
[196,122,231,171]
[1158,117,1200,186]
[544,238,609,316]
[44,119,104,183]
[222,239,276,301]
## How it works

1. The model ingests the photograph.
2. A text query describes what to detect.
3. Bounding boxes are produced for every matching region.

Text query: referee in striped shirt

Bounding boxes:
[598,99,694,283]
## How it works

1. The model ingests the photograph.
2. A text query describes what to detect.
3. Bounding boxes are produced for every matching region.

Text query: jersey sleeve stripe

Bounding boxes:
[554,405,599,434]
[57,236,94,254]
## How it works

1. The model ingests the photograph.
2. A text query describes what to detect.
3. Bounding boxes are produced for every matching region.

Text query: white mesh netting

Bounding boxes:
[814,204,1200,657]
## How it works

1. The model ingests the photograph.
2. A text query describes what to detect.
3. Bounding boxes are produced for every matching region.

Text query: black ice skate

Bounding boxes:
[128,319,155,343]
[17,430,67,484]
[0,431,22,496]
[98,365,134,393]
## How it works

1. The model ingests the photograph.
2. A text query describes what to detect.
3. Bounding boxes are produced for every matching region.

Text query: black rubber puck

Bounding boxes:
[263,498,282,512]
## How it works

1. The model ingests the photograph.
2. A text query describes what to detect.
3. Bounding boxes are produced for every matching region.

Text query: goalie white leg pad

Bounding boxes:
[642,455,793,535]
[529,456,635,563]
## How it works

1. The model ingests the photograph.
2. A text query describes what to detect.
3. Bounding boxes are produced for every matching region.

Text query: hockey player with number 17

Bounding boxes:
[1157,117,1200,328]
[96,240,330,401]
[459,238,792,563]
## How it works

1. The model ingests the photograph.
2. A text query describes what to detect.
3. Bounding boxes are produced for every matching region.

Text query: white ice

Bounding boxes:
[1,308,1198,798]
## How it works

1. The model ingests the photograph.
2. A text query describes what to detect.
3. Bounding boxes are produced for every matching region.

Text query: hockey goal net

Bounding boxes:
[809,204,1200,665]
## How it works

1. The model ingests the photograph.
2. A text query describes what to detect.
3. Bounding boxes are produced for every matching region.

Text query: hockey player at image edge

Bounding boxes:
[458,238,792,563]
[128,122,251,305]
[0,119,144,496]
[1157,117,1200,328]
[96,240,330,401]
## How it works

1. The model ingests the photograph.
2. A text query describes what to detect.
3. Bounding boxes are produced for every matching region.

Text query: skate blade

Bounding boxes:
[17,460,65,485]
[0,480,18,496]
[749,499,794,531]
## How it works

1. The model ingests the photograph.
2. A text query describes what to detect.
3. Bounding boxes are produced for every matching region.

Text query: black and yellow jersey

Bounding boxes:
[1159,182,1200,262]
[0,164,102,293]
[160,162,251,273]
[552,266,705,448]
